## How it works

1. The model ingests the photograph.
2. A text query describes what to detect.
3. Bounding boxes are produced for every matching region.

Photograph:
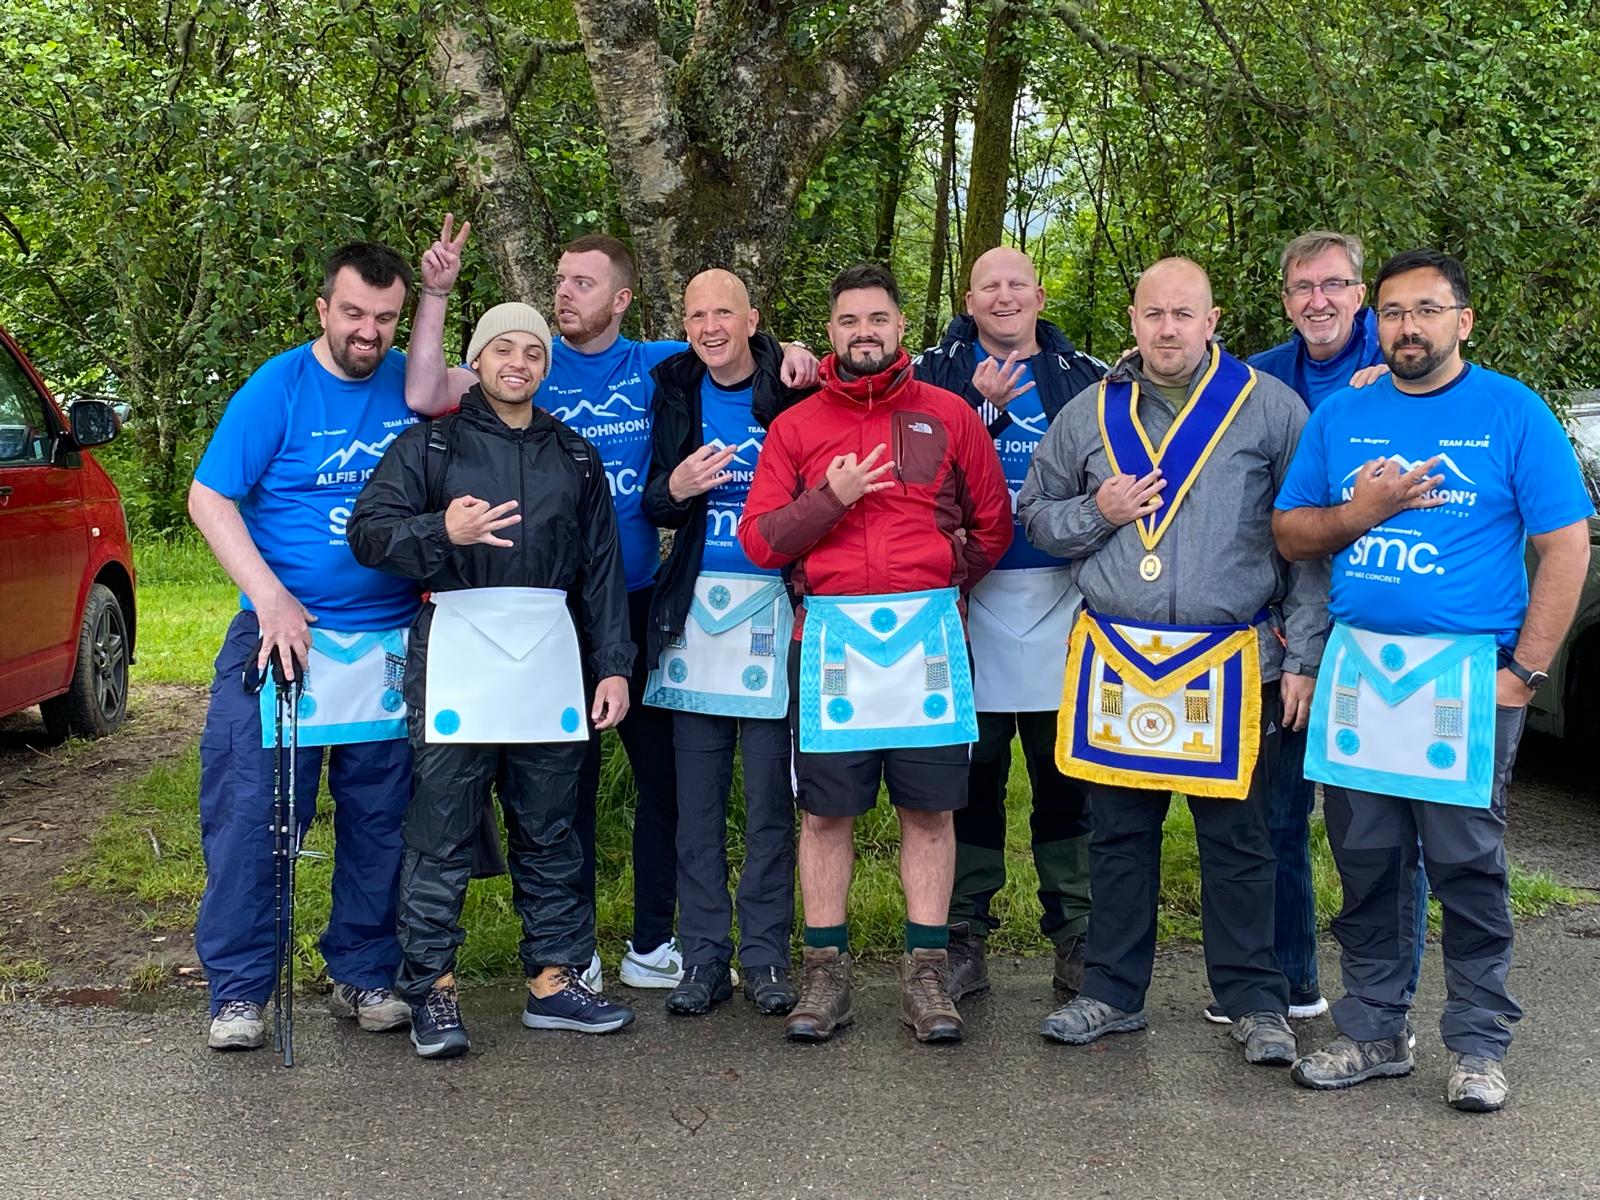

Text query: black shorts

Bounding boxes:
[786,642,970,817]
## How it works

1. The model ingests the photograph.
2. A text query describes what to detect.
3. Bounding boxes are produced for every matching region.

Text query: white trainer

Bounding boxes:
[1289,996,1331,1020]
[580,952,603,993]
[618,938,684,989]
[207,1000,266,1050]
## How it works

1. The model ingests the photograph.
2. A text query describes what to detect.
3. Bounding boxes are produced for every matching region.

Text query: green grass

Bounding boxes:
[63,536,1587,985]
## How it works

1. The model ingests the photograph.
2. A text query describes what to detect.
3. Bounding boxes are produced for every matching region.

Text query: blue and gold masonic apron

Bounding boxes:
[643,570,793,719]
[797,587,978,753]
[258,628,408,747]
[1056,351,1263,798]
[1304,622,1498,808]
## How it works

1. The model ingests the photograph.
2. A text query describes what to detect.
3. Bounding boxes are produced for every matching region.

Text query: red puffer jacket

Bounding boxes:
[739,349,1012,628]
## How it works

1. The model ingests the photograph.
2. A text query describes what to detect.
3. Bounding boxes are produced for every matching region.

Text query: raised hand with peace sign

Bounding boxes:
[420,212,472,297]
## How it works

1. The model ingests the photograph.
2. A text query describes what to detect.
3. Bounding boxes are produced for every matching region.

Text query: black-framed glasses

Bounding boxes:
[1376,304,1466,324]
[1283,278,1360,298]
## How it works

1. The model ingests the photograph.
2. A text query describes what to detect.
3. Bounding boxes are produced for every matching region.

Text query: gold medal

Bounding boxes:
[1139,553,1162,582]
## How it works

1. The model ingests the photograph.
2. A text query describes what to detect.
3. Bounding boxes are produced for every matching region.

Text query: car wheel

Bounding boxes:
[48,583,130,738]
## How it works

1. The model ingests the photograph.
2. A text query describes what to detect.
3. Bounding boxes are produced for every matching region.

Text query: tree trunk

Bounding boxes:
[872,113,908,263]
[430,5,555,305]
[957,0,1027,293]
[570,0,945,332]
[922,96,959,349]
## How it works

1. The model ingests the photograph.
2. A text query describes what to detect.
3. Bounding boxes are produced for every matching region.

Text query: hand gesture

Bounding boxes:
[1347,456,1445,526]
[780,342,820,388]
[825,443,896,506]
[445,495,520,547]
[255,587,317,681]
[669,443,738,503]
[972,351,1036,411]
[1095,470,1166,526]
[421,213,472,295]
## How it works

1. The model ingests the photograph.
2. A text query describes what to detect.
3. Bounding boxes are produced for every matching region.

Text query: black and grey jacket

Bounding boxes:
[347,386,634,682]
[914,314,1107,437]
[640,331,812,669]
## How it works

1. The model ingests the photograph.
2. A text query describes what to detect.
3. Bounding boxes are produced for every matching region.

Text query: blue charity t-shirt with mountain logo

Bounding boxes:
[1275,364,1594,649]
[977,348,1066,571]
[543,336,688,591]
[697,376,777,576]
[194,343,421,630]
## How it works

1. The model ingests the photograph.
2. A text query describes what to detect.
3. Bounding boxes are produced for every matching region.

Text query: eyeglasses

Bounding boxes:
[1376,304,1465,324]
[1283,278,1360,298]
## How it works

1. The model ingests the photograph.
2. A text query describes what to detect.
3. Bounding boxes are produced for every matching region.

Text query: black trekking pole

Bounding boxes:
[280,663,302,1067]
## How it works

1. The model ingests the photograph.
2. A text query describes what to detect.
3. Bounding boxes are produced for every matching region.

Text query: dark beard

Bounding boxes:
[840,342,896,376]
[330,334,383,380]
[1386,334,1453,381]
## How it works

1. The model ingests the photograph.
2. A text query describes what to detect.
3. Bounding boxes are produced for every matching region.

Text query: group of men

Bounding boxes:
[188,219,1591,1114]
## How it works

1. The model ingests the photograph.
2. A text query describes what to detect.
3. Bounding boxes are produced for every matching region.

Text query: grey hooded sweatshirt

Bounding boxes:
[1016,345,1328,681]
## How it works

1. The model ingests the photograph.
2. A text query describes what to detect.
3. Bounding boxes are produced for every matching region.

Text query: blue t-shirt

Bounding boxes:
[543,336,688,591]
[1248,308,1384,412]
[698,378,777,576]
[980,350,1066,572]
[1275,364,1594,648]
[194,343,420,630]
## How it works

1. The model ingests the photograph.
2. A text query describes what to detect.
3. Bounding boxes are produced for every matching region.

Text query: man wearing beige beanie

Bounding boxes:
[349,301,637,1059]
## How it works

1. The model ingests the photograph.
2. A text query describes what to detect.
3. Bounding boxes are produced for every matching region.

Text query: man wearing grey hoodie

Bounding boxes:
[1017,257,1328,1068]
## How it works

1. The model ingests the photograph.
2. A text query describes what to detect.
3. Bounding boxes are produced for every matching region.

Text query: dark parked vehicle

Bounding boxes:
[1527,398,1600,744]
[0,325,135,739]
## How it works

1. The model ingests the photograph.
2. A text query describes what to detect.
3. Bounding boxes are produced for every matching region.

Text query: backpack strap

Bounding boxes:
[550,421,597,484]
[423,413,458,513]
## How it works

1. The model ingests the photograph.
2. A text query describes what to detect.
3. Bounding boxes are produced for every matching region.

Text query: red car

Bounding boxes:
[0,325,135,739]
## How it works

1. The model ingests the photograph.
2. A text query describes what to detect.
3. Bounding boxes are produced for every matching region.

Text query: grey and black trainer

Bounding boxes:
[1052,935,1086,1000]
[1040,995,1148,1045]
[944,922,990,1002]
[1291,1032,1414,1090]
[328,982,411,1032]
[1447,1053,1509,1112]
[207,1000,266,1051]
[1231,1011,1297,1066]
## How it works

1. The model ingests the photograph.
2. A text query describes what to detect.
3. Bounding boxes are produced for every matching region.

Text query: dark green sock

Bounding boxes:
[803,924,850,954]
[906,921,949,952]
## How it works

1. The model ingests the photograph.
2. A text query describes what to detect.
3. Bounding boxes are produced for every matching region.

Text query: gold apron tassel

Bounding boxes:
[1184,688,1211,724]
[1099,681,1124,716]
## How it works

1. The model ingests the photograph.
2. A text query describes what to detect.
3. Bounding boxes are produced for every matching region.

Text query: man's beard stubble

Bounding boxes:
[330,332,385,380]
[1386,333,1454,381]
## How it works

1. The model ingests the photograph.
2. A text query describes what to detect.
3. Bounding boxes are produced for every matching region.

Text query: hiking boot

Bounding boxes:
[1208,1002,1417,1048]
[944,922,990,1003]
[328,982,411,1032]
[1291,1032,1414,1090]
[742,964,799,1015]
[1447,1053,1509,1112]
[900,949,963,1043]
[664,962,733,1016]
[207,1000,266,1051]
[410,985,469,1059]
[783,946,854,1042]
[522,967,635,1034]
[1052,935,1086,1000]
[1231,1011,1297,1066]
[1039,995,1148,1045]
[619,938,684,989]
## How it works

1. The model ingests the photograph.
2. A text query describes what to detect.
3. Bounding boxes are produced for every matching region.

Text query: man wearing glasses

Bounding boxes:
[1274,248,1593,1111]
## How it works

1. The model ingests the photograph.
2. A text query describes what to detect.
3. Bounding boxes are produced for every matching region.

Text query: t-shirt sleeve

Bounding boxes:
[1274,401,1331,510]
[643,340,691,371]
[1513,393,1597,535]
[193,360,290,500]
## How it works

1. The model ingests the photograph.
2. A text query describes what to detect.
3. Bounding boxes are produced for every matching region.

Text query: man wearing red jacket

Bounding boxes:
[739,263,1012,1044]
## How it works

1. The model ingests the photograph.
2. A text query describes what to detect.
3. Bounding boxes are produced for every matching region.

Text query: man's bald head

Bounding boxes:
[966,246,1046,356]
[683,267,760,385]
[1128,256,1220,387]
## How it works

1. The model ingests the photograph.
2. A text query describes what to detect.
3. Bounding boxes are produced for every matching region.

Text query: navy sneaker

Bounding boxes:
[410,985,470,1059]
[522,967,636,1034]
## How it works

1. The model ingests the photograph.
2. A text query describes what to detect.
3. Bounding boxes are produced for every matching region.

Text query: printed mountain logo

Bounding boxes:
[1340,453,1478,507]
[317,432,398,484]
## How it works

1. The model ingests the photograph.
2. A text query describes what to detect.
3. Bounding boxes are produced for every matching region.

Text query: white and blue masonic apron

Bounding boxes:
[797,587,978,753]
[1304,622,1498,808]
[423,587,587,744]
[258,628,408,747]
[967,566,1079,713]
[644,571,793,719]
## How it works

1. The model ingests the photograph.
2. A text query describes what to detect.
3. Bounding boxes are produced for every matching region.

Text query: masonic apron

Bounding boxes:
[258,627,408,747]
[643,570,793,719]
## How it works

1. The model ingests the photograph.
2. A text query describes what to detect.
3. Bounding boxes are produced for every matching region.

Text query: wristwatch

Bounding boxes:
[1506,659,1550,691]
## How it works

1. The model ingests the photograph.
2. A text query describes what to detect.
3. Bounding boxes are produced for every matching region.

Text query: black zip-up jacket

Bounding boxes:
[347,386,634,681]
[913,314,1107,436]
[640,331,812,669]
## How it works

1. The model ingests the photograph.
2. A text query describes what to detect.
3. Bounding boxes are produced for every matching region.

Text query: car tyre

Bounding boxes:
[39,583,129,739]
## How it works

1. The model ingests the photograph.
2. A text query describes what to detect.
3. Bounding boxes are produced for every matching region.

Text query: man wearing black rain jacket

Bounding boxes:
[349,303,635,1059]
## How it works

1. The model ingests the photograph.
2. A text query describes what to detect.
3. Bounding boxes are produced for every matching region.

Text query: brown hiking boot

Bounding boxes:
[783,947,854,1042]
[900,948,963,1043]
[1052,935,1086,1000]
